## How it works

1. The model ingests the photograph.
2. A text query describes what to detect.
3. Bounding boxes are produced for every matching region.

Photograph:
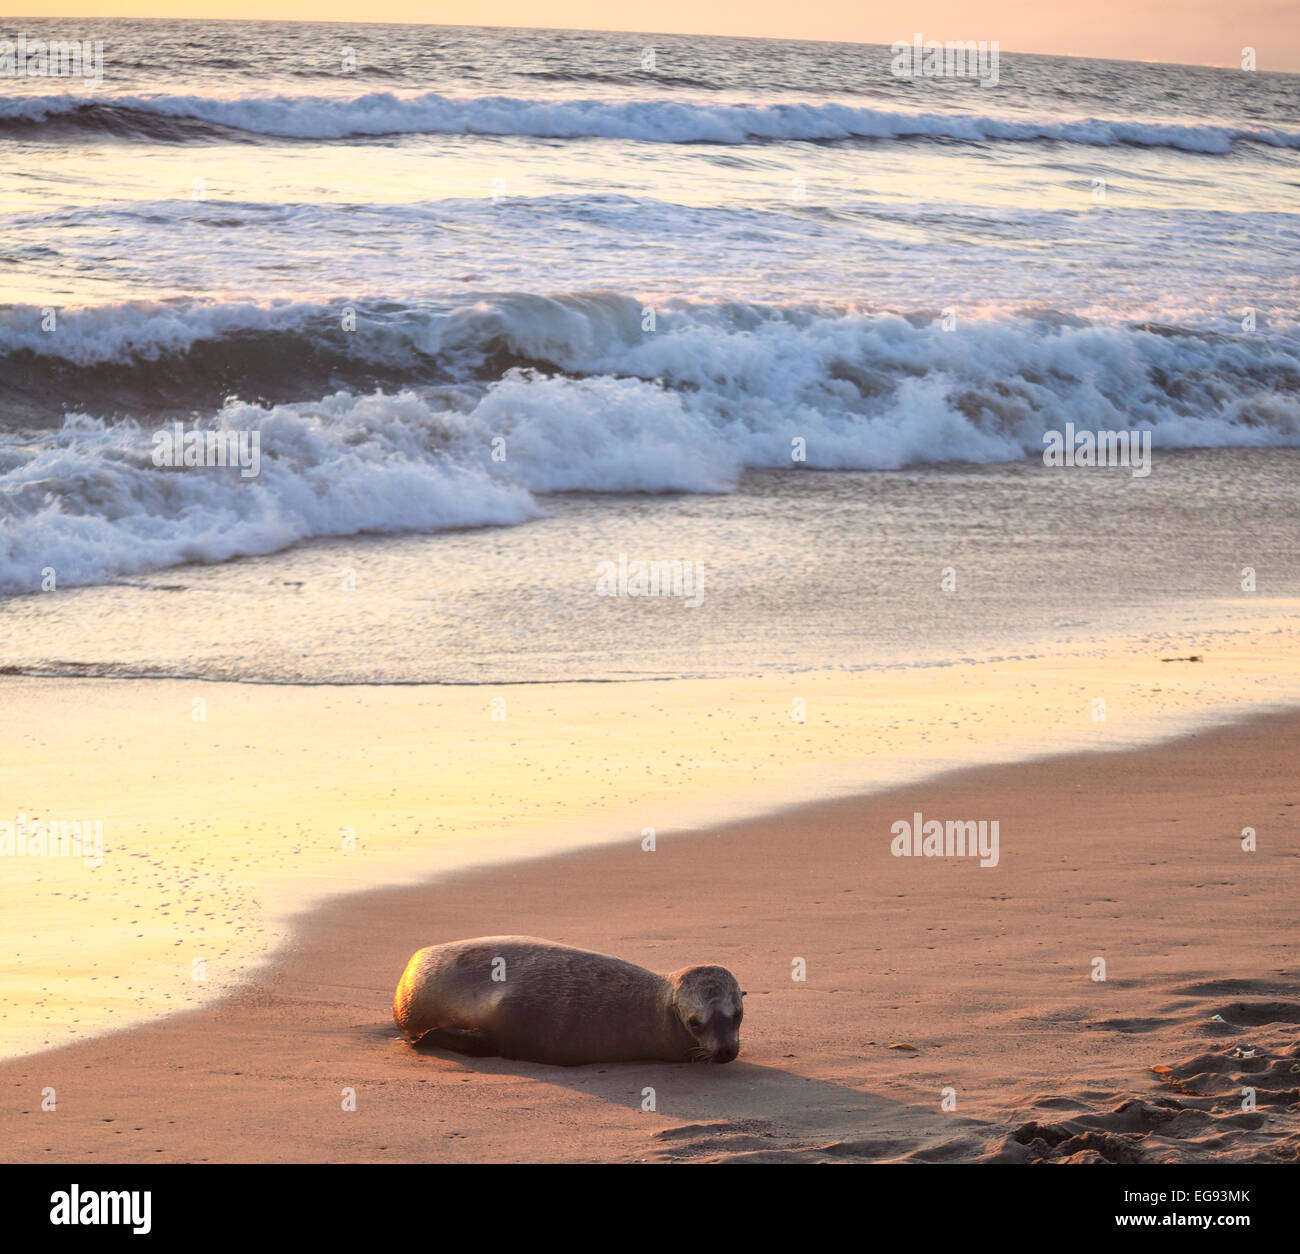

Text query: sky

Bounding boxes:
[7,2,1300,71]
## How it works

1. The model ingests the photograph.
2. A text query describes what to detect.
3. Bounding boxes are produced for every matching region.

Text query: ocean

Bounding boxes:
[1,18,1298,682]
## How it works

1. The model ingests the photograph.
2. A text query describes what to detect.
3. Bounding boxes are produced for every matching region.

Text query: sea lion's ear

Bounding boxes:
[740,990,748,997]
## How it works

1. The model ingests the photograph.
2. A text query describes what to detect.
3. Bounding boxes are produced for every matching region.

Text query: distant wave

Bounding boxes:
[4,91,1300,152]
[2,294,1298,594]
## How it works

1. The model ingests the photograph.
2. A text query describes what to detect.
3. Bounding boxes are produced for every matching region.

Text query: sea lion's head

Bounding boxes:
[668,965,744,1063]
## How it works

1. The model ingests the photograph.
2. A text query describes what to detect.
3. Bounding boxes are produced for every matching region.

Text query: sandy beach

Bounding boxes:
[2,709,1295,1164]
[3,614,1296,1062]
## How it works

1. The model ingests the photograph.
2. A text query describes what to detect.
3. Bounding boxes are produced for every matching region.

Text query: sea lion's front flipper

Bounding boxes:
[415,1026,498,1057]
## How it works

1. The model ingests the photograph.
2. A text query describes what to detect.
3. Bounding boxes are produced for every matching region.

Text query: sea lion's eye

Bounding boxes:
[687,1016,703,1031]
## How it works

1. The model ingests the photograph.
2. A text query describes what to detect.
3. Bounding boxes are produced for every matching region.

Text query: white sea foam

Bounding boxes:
[6,91,1299,152]
[0,399,537,594]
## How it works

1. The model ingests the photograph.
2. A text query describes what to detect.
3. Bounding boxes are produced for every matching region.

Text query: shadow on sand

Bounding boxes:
[409,1034,996,1162]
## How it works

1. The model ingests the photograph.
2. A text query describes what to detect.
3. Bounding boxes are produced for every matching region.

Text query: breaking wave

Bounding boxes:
[2,294,1298,594]
[5,91,1300,152]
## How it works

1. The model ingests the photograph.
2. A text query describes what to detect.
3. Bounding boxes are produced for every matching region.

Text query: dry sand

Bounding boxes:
[1,710,1296,1163]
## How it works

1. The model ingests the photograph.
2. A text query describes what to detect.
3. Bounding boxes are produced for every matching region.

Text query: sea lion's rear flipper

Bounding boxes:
[415,1026,498,1057]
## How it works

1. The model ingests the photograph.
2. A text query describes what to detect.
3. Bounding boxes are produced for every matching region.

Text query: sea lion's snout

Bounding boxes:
[707,1014,742,1063]
[694,1015,740,1063]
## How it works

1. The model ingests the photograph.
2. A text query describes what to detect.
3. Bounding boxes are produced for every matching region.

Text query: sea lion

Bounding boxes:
[393,936,743,1065]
